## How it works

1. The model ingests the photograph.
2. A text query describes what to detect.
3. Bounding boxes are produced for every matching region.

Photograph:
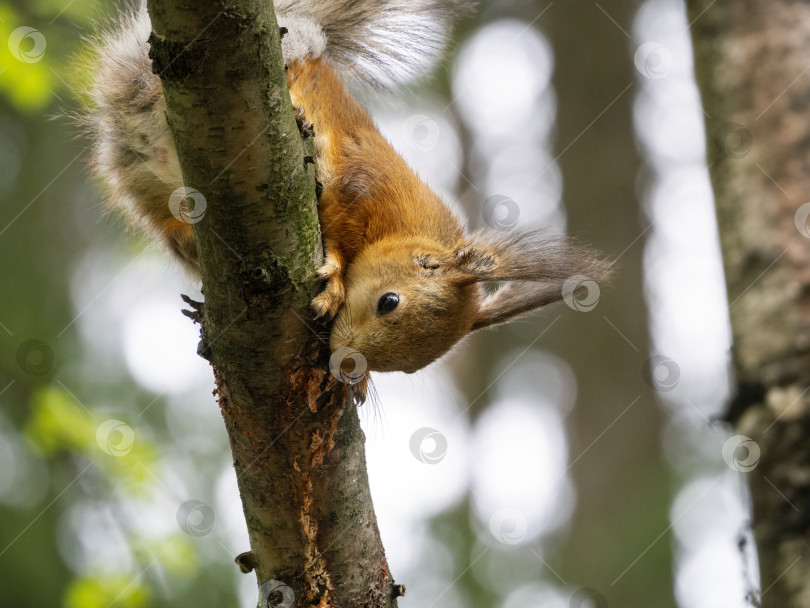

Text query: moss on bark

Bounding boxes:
[146,1,397,605]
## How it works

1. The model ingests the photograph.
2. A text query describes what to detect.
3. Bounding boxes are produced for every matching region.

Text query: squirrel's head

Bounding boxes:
[329,229,612,374]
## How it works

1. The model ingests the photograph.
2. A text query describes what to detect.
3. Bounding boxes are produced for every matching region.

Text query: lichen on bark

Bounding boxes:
[145,0,398,605]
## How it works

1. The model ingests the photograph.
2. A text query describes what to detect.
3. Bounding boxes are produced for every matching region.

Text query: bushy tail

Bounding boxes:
[81,6,197,271]
[82,0,464,271]
[276,0,466,90]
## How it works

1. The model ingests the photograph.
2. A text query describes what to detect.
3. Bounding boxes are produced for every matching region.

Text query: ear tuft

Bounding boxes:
[453,244,498,276]
[462,228,613,284]
[465,227,614,330]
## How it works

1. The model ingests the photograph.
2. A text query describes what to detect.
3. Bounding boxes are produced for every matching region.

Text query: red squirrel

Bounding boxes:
[84,0,611,381]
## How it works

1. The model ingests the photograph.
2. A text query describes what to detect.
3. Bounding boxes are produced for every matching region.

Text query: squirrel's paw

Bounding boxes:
[293,104,315,138]
[316,257,340,280]
[311,263,345,319]
[311,280,344,319]
[352,376,369,406]
[312,251,344,319]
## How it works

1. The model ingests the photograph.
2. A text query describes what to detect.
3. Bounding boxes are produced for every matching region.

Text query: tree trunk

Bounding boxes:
[688,2,810,606]
[146,1,398,606]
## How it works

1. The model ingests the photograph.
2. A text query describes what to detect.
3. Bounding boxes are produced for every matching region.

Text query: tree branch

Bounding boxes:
[146,1,397,605]
[688,1,810,606]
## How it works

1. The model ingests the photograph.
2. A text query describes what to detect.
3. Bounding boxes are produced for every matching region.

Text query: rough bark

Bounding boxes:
[145,1,397,606]
[688,2,810,606]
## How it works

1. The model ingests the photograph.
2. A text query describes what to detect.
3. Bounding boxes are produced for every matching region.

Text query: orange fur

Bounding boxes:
[287,58,462,271]
[285,59,611,385]
[86,3,623,393]
[112,54,610,387]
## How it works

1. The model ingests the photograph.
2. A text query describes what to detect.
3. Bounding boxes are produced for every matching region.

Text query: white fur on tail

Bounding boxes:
[276,0,465,90]
[84,0,463,267]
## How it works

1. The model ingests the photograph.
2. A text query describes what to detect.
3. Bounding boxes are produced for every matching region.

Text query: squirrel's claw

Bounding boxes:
[312,249,344,319]
[293,104,315,138]
[352,376,369,406]
[312,255,344,319]
[311,276,345,320]
[316,259,340,279]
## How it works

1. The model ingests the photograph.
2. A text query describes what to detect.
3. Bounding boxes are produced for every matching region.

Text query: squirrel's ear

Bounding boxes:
[472,282,567,330]
[453,229,612,283]
[455,229,613,330]
[450,243,499,279]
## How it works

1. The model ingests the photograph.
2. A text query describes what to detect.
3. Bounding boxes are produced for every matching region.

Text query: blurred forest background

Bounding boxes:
[0,0,755,607]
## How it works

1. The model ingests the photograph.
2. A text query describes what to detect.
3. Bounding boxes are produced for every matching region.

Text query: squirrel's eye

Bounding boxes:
[377,292,400,316]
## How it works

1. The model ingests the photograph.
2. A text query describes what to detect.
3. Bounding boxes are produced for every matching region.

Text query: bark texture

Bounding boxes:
[146,1,397,606]
[688,2,810,606]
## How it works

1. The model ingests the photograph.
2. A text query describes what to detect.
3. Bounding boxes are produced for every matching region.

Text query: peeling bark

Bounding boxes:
[146,1,397,606]
[688,2,810,606]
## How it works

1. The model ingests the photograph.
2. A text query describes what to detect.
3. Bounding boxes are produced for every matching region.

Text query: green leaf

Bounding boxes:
[64,574,150,608]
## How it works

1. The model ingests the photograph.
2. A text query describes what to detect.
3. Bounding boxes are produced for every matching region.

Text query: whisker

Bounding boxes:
[367,378,386,437]
[345,299,355,345]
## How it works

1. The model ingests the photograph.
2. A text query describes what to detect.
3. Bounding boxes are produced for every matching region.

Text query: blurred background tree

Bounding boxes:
[0,0,757,607]
[689,1,810,605]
